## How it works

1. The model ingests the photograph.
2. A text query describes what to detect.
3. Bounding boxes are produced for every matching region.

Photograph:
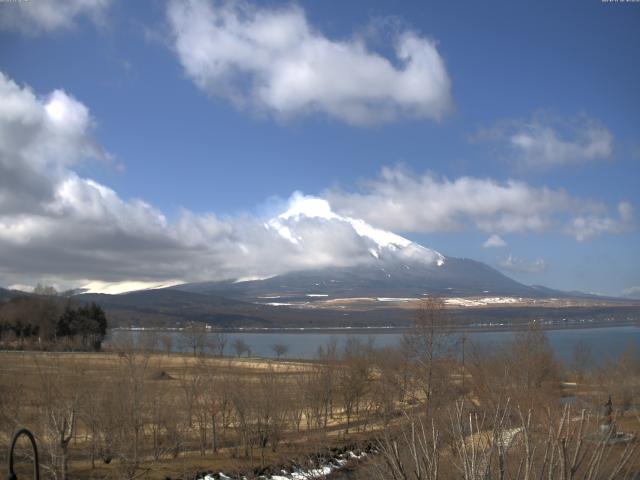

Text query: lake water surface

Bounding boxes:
[109,325,640,366]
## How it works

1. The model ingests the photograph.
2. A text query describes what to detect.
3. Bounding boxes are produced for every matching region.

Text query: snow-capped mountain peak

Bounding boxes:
[269,193,445,266]
[277,195,339,222]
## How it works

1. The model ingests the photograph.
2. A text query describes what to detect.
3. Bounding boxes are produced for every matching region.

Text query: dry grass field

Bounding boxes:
[2,313,640,479]
[0,349,395,479]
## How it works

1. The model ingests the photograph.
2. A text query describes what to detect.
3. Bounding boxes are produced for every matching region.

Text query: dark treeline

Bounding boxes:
[0,291,107,350]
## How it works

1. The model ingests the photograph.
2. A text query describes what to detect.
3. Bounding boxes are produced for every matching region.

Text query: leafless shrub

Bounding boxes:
[376,398,638,480]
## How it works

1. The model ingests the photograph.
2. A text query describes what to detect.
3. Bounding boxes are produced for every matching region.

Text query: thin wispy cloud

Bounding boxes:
[498,254,547,274]
[622,286,640,299]
[567,201,634,242]
[474,113,613,171]
[0,0,111,34]
[166,0,452,126]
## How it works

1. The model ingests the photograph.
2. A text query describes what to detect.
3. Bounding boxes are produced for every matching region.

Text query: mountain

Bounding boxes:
[175,256,546,301]
[72,267,639,329]
[67,199,638,328]
[0,287,15,301]
[78,289,248,310]
[76,289,274,328]
[0,287,33,301]
[174,196,552,301]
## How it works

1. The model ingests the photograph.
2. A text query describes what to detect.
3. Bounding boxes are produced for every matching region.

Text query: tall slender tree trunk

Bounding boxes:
[211,413,217,453]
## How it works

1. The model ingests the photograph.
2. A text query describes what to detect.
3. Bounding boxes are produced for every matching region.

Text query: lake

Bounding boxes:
[108,325,640,366]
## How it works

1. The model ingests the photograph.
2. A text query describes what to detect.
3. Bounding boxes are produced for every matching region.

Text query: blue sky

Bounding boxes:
[0,0,638,296]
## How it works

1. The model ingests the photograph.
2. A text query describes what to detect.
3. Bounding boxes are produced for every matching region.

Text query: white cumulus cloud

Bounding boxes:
[474,113,613,170]
[0,73,106,215]
[327,165,572,234]
[166,0,452,126]
[482,234,507,248]
[327,165,633,242]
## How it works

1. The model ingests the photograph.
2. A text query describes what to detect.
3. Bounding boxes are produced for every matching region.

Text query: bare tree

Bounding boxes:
[139,329,158,352]
[315,337,339,428]
[510,323,561,409]
[376,399,639,480]
[35,356,81,480]
[200,363,228,453]
[599,343,640,416]
[403,296,451,412]
[229,377,253,460]
[181,323,207,356]
[207,331,227,357]
[147,381,177,461]
[178,359,203,429]
[338,337,372,433]
[232,338,250,357]
[271,342,289,360]
[253,366,289,466]
[572,339,592,382]
[371,346,407,426]
[109,333,153,478]
[159,334,173,355]
[466,325,560,416]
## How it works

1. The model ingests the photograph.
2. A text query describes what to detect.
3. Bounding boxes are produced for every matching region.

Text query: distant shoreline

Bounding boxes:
[111,319,639,335]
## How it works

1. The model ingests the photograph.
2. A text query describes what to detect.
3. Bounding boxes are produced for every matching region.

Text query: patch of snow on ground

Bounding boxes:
[444,297,522,307]
[200,450,369,480]
[377,297,420,302]
[499,428,523,448]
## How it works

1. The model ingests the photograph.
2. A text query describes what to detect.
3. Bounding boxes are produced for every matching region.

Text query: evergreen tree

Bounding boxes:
[55,303,108,350]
